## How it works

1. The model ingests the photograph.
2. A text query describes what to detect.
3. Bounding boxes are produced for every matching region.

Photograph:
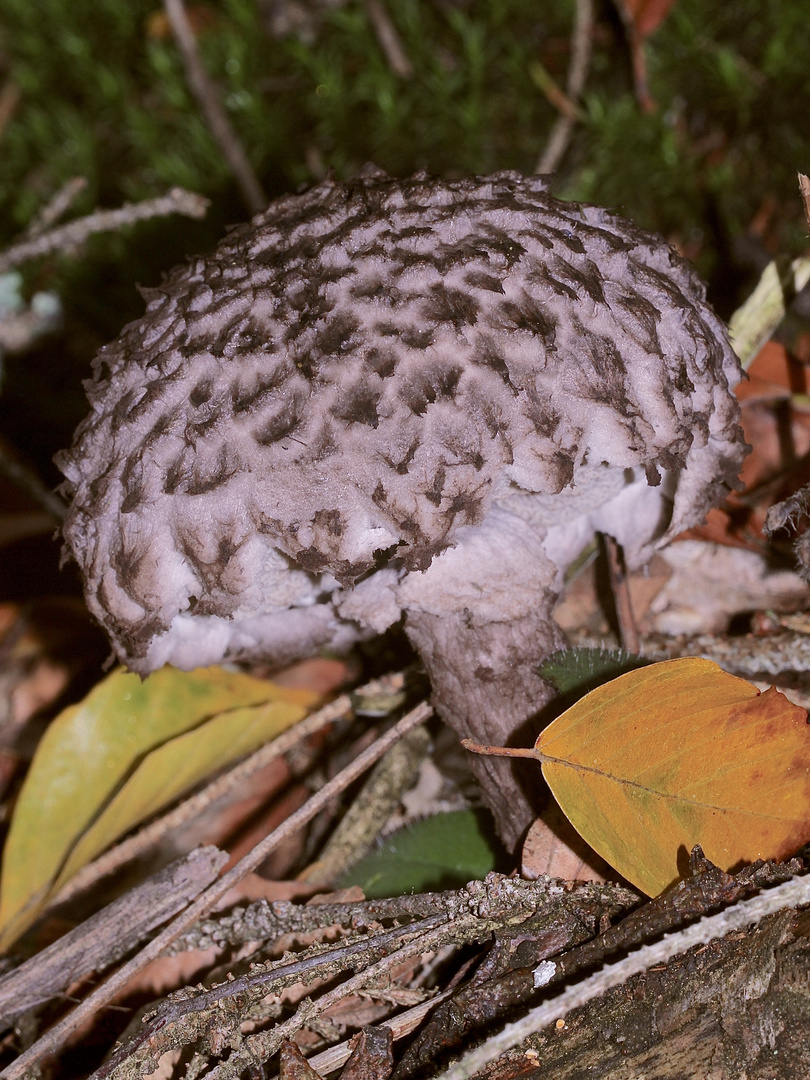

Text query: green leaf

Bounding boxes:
[540,647,648,705]
[338,810,506,899]
[0,666,318,948]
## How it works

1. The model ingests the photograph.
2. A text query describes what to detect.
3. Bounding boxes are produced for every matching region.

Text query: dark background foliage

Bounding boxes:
[0,0,808,489]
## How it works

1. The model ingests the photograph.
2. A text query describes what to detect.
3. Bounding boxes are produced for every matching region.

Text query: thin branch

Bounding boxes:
[300,989,454,1079]
[799,172,810,230]
[99,912,450,1079]
[397,855,798,1074]
[163,0,266,215]
[299,724,430,888]
[0,82,21,142]
[363,0,413,79]
[1,702,432,1080]
[435,874,810,1080]
[100,876,633,1076]
[536,0,594,175]
[602,534,639,654]
[217,867,631,1080]
[205,918,465,1080]
[24,177,88,239]
[0,443,65,521]
[173,875,633,954]
[528,63,586,124]
[0,188,209,273]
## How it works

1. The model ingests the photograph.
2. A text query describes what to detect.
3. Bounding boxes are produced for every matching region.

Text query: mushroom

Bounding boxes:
[56,169,747,850]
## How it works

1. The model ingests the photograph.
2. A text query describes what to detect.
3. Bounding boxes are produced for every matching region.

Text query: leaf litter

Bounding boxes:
[0,665,321,947]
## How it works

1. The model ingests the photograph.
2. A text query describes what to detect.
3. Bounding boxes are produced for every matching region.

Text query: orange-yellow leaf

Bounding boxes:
[536,658,810,895]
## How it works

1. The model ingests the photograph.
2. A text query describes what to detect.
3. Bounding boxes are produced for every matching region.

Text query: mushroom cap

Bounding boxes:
[57,169,746,673]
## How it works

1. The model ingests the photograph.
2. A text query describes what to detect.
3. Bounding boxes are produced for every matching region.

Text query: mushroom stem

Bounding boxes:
[404,608,567,853]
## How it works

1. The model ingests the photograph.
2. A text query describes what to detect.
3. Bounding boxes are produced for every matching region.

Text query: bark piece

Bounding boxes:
[483,906,810,1080]
[0,846,227,1029]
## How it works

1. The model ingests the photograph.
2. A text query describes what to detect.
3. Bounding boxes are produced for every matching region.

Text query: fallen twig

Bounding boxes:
[299,724,430,887]
[0,83,20,142]
[602,534,639,654]
[0,847,227,1028]
[100,913,450,1079]
[173,875,633,954]
[294,992,455,1080]
[95,875,632,1077]
[363,0,413,79]
[396,854,798,1075]
[23,178,88,239]
[206,917,461,1080]
[200,878,628,1079]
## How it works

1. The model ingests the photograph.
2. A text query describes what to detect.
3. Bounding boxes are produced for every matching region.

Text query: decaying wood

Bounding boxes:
[392,852,801,1078]
[301,991,456,1079]
[280,1026,394,1080]
[281,1039,324,1080]
[4,842,805,1079]
[173,875,636,956]
[334,1026,394,1080]
[481,904,810,1079]
[438,873,810,1080]
[97,912,450,1079]
[89,875,635,1080]
[0,846,227,1031]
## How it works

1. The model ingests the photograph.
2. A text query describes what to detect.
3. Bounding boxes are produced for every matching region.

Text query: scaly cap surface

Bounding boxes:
[57,170,746,672]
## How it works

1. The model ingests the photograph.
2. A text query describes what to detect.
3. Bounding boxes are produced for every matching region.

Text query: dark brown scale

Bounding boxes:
[422,285,480,329]
[254,402,303,445]
[312,508,345,536]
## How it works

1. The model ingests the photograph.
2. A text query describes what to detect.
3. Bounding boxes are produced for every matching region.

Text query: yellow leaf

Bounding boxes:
[468,658,810,896]
[0,667,318,948]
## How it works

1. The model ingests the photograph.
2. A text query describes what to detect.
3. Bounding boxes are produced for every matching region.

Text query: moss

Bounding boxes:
[0,0,807,438]
[2,0,807,255]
